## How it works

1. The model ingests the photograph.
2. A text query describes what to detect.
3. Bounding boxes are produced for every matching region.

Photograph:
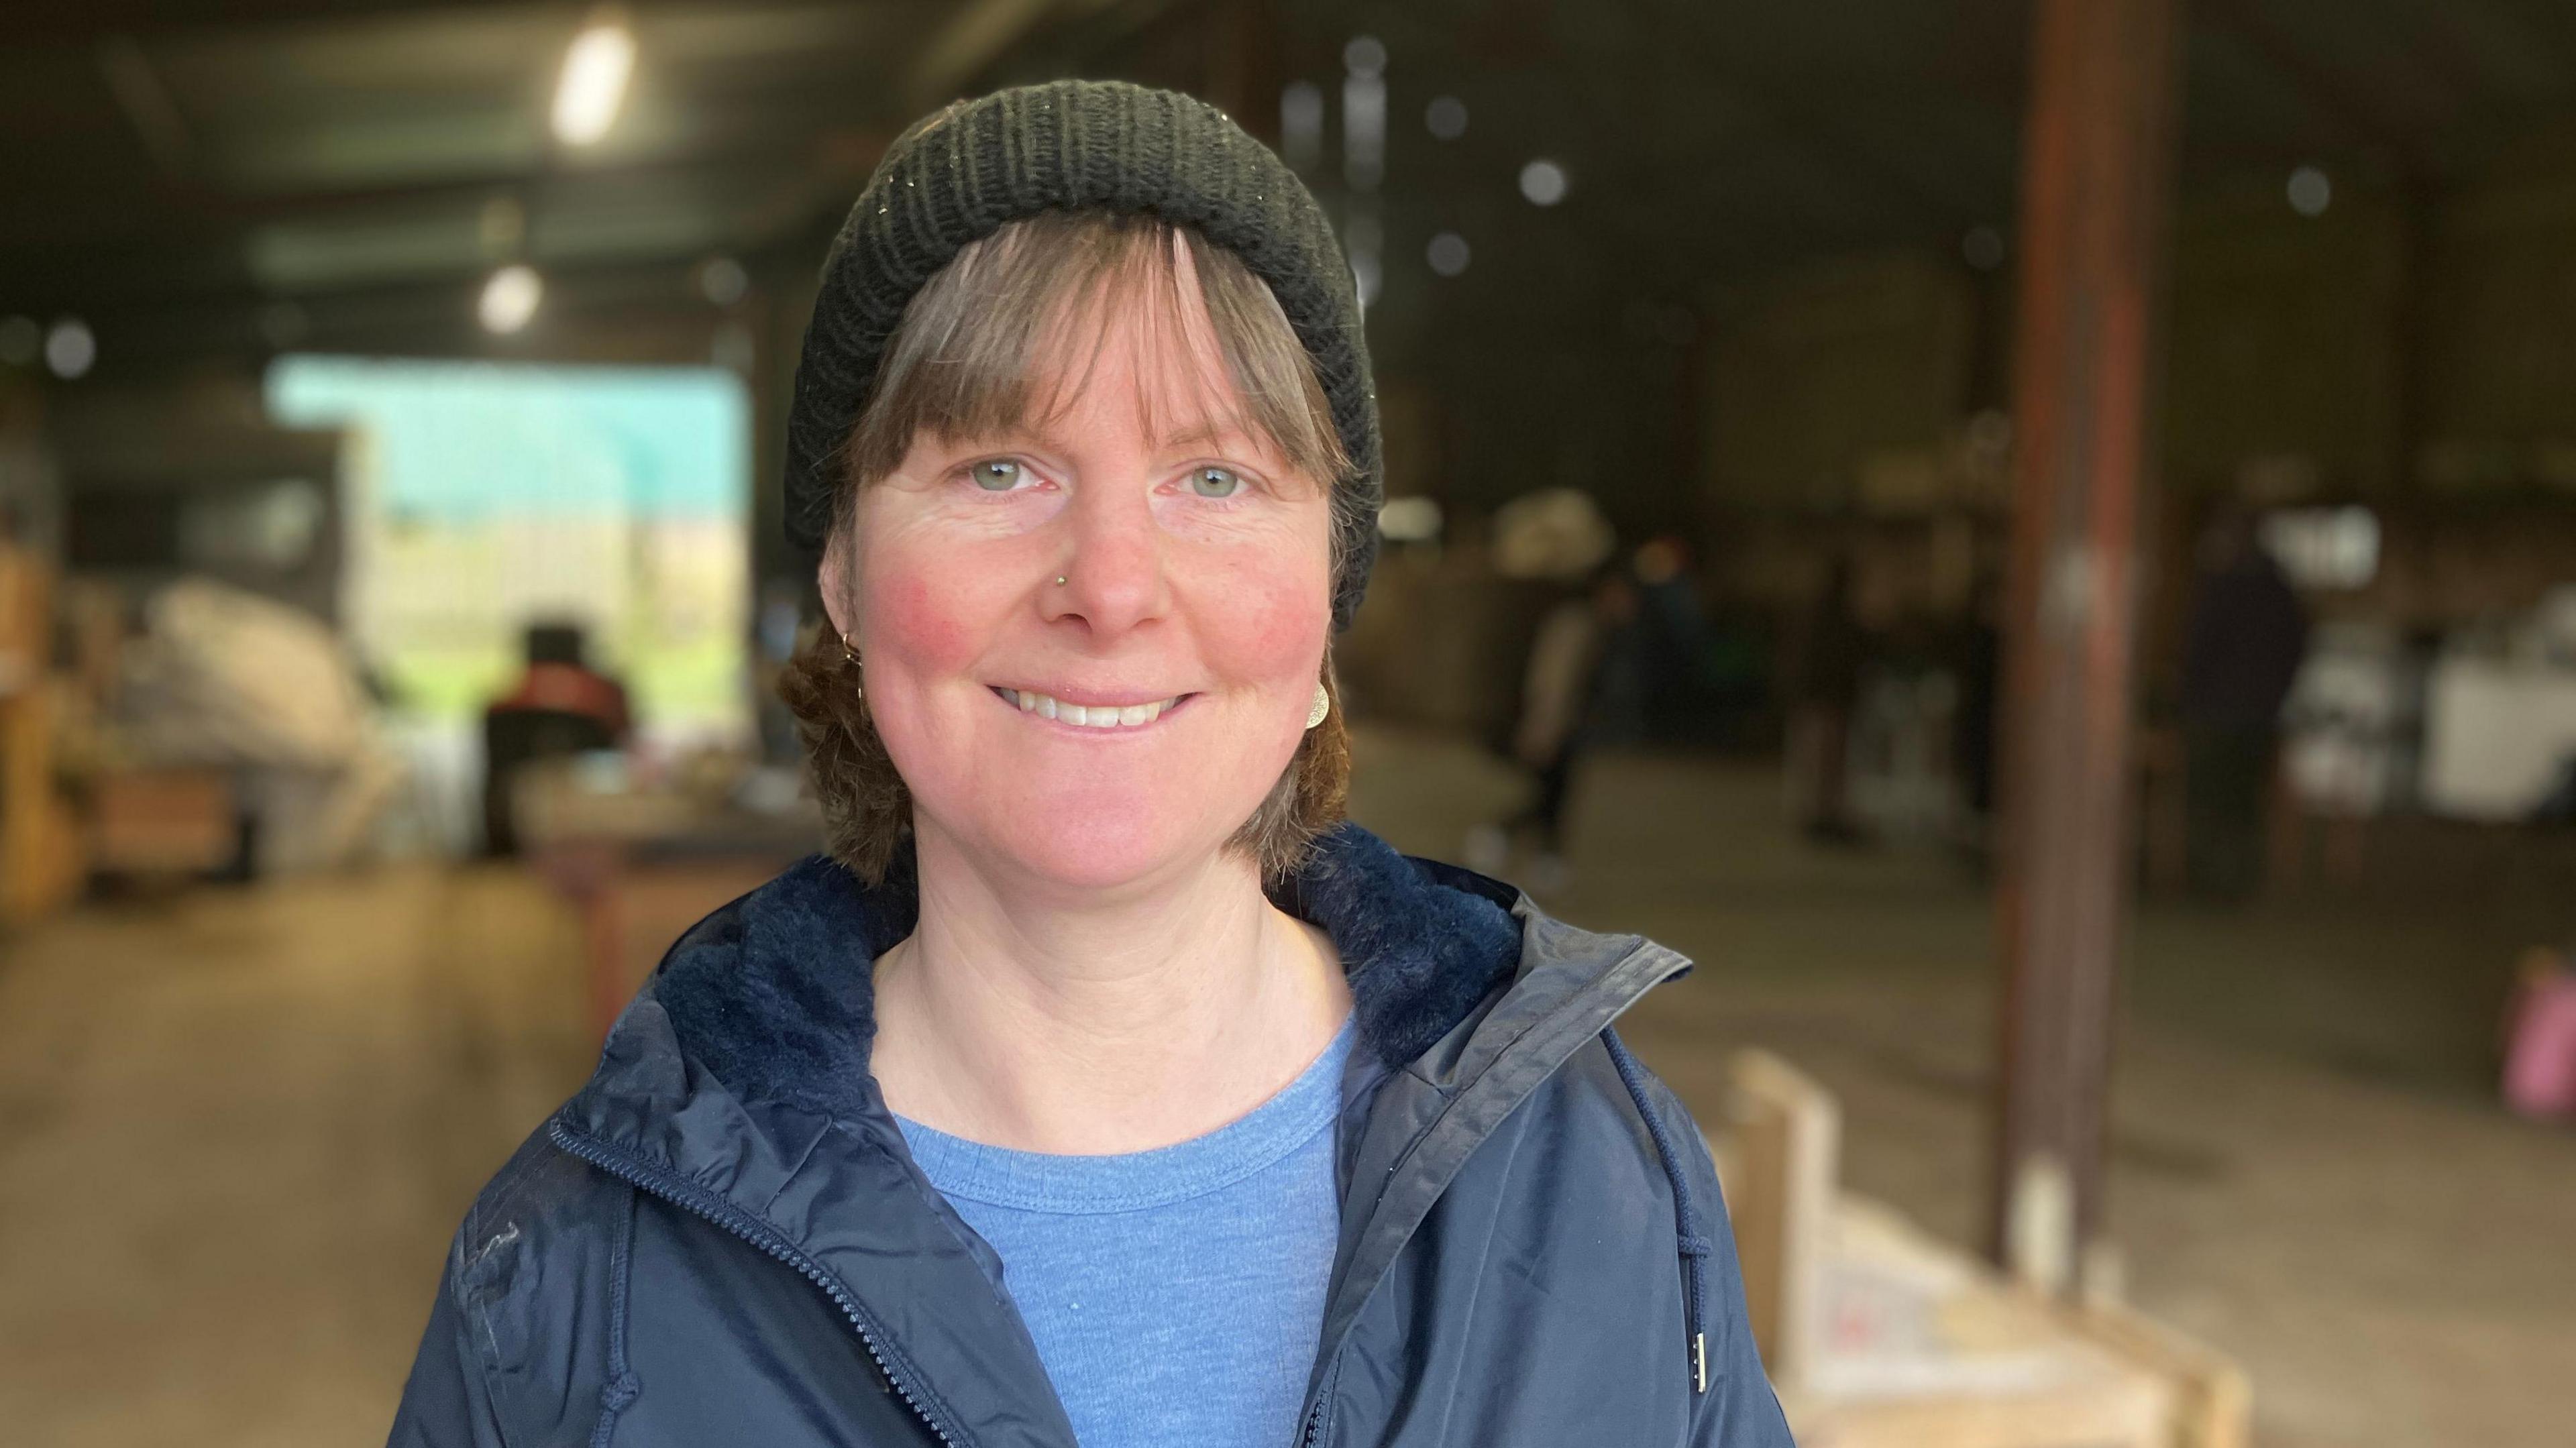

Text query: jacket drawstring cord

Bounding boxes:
[591,1185,645,1447]
[1603,1027,1713,1394]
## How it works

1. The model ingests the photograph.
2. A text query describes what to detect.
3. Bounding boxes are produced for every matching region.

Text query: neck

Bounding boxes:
[869,822,1352,1154]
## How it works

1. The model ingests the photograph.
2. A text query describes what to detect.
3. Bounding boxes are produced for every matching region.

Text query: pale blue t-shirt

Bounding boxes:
[895,1017,1355,1448]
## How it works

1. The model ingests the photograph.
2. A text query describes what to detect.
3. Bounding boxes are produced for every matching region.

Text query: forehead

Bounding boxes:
[1014,256,1263,449]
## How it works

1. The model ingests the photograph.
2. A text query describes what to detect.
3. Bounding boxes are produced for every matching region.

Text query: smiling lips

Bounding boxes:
[992,686,1186,728]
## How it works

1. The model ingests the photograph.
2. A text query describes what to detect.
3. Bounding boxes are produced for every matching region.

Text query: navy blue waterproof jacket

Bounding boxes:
[390,824,1795,1447]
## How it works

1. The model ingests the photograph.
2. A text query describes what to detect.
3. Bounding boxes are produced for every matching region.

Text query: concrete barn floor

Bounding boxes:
[1,730,2570,1446]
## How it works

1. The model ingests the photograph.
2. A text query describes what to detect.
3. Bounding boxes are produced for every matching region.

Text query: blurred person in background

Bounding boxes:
[1951,568,2005,856]
[479,618,631,856]
[392,82,1788,1448]
[2178,506,2308,900]
[1788,554,1869,844]
[1633,534,1715,742]
[1469,561,1641,893]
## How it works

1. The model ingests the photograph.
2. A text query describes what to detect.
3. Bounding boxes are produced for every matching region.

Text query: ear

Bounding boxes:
[818,527,859,640]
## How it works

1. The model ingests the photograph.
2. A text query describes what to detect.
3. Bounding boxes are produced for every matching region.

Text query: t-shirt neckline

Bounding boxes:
[894,1015,1356,1215]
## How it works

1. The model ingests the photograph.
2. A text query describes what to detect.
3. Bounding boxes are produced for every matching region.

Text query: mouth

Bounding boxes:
[990,686,1192,730]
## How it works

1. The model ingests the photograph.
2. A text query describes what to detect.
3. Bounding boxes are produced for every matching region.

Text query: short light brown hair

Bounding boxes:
[780,209,1356,886]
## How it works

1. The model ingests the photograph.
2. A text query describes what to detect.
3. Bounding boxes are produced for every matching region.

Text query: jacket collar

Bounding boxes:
[639,821,1529,1127]
[551,823,1695,1448]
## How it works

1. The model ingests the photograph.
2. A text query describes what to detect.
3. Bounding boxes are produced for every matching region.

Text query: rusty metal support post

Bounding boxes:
[1990,0,2186,1290]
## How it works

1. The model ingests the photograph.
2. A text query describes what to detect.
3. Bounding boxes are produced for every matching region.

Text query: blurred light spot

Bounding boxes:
[0,316,38,368]
[1426,95,1468,140]
[2287,165,2331,218]
[1519,159,1568,207]
[1378,496,1443,542]
[479,265,542,334]
[1344,67,1386,190]
[698,256,749,307]
[1281,81,1324,172]
[1381,494,1442,541]
[44,319,95,379]
[1345,212,1383,311]
[1962,225,2005,270]
[1343,36,1387,78]
[552,12,635,146]
[1427,231,1470,277]
[2263,505,2378,590]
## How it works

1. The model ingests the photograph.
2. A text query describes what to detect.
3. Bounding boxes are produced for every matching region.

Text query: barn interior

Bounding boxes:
[4,3,2575,1445]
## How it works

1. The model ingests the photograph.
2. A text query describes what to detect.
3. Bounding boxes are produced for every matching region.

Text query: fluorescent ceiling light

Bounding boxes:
[1519,159,1568,207]
[552,15,634,146]
[44,319,97,379]
[480,265,542,333]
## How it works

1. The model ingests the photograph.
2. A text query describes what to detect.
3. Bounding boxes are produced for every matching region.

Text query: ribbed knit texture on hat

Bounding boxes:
[784,80,1382,630]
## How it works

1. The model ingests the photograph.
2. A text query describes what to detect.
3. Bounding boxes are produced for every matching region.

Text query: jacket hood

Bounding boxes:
[612,822,1553,1129]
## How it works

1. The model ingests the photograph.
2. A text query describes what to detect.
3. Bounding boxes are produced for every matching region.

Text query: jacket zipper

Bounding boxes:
[1292,944,1691,1448]
[1298,1373,1332,1447]
[1296,1353,1328,1446]
[546,1118,969,1448]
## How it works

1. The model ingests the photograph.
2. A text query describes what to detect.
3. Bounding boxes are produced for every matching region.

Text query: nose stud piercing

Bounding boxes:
[1055,574,1068,586]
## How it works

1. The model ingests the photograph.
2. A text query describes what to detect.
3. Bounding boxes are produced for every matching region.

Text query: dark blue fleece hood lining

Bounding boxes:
[647,822,1523,1131]
[592,823,1721,1423]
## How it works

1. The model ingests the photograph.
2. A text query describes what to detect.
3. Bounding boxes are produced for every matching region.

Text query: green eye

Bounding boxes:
[969,459,1022,491]
[1190,466,1242,498]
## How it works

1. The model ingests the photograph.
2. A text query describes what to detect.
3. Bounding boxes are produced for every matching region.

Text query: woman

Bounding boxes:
[392,80,1790,1448]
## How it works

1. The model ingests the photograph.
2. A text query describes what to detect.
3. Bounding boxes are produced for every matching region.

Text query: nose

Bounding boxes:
[1042,480,1171,637]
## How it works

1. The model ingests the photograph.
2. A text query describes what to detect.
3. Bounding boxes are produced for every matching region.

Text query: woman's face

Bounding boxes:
[824,270,1334,896]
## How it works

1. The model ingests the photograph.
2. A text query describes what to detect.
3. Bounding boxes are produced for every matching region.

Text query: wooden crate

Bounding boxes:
[2,682,85,924]
[1777,1199,2176,1448]
[90,767,237,876]
[1725,1048,1843,1388]
[1715,1051,2252,1448]
[0,545,82,924]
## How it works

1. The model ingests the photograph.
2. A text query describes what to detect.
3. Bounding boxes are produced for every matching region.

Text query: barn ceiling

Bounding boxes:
[7,0,2576,372]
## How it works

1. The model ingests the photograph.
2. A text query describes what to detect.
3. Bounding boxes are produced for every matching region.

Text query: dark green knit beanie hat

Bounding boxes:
[784,78,1382,630]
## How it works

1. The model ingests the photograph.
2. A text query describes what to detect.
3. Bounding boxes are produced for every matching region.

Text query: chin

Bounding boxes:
[906,758,1280,895]
[978,795,1238,893]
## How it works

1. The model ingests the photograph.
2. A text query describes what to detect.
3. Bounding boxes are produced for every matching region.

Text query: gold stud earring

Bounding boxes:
[1305,682,1330,730]
[841,632,864,699]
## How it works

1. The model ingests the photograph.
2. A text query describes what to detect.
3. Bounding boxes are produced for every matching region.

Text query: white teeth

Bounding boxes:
[997,688,1175,728]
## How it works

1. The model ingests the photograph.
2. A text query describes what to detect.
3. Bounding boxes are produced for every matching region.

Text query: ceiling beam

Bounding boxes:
[8,0,504,48]
[95,34,196,176]
[2193,0,2443,179]
[1644,0,2013,233]
[910,0,1070,110]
